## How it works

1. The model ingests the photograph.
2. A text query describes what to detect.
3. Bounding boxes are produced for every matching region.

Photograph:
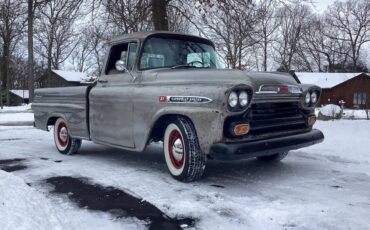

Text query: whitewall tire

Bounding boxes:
[54,118,81,155]
[163,117,206,182]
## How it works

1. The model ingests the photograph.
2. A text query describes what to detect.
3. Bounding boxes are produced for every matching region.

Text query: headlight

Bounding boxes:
[239,91,249,107]
[228,91,238,107]
[305,92,311,104]
[311,91,318,104]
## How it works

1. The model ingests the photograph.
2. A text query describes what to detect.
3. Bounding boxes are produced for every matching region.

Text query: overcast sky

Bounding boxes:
[312,0,337,12]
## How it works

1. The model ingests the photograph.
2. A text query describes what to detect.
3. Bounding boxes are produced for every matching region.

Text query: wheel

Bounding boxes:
[257,152,289,162]
[54,118,81,155]
[163,117,206,182]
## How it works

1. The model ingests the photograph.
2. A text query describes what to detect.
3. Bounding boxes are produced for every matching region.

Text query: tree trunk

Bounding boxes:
[0,60,3,109]
[263,36,268,72]
[4,42,10,106]
[152,0,168,30]
[28,0,34,103]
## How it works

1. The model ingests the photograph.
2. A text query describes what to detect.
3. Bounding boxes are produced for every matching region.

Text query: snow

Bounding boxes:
[0,104,31,113]
[0,121,370,229]
[295,72,367,89]
[316,106,370,120]
[319,104,341,117]
[342,109,369,119]
[0,113,34,125]
[0,171,143,230]
[52,69,87,82]
[0,105,34,125]
[0,170,65,230]
[9,90,29,99]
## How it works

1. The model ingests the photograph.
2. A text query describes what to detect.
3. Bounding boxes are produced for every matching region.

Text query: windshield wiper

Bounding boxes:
[171,64,198,69]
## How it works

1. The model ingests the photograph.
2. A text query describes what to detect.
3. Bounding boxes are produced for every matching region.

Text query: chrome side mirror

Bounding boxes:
[115,60,127,72]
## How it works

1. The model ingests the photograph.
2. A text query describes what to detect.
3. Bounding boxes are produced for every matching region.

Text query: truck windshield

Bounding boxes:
[139,37,221,70]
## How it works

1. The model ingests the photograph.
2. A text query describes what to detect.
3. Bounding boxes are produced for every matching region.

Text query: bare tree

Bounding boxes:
[325,0,370,71]
[27,0,48,103]
[152,0,168,30]
[200,0,260,69]
[0,0,26,106]
[71,25,107,75]
[104,0,152,33]
[274,3,312,72]
[255,0,279,71]
[34,0,83,86]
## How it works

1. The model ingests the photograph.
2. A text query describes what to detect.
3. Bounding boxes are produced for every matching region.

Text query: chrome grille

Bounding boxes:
[245,102,307,135]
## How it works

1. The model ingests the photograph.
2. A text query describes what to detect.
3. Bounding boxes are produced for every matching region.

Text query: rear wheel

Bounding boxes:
[257,152,289,162]
[54,118,81,155]
[163,117,206,182]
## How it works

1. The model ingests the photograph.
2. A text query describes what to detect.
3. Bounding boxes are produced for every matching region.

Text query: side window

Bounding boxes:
[105,42,137,75]
[353,92,367,105]
[127,43,138,71]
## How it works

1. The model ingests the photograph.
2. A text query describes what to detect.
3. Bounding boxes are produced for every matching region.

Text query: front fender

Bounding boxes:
[135,106,225,154]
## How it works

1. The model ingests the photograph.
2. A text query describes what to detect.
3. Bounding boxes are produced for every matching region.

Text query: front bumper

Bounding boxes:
[208,129,324,160]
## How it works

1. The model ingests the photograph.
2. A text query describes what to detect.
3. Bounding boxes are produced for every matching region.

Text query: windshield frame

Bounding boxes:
[137,34,220,71]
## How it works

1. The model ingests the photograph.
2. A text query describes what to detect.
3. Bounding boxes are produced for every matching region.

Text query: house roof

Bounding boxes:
[51,69,87,82]
[295,72,368,89]
[10,90,29,99]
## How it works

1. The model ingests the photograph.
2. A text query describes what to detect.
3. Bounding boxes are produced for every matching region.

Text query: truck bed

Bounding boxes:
[32,86,92,139]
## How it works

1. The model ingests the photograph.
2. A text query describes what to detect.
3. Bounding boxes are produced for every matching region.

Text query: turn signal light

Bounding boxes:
[233,124,250,136]
[308,116,316,126]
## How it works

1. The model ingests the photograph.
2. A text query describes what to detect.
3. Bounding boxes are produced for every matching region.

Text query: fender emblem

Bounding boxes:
[159,96,212,103]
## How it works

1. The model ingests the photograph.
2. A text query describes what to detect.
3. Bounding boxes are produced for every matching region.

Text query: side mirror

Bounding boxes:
[115,60,128,72]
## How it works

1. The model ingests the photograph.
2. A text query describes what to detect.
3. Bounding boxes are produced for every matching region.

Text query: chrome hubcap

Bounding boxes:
[59,127,68,142]
[172,138,184,161]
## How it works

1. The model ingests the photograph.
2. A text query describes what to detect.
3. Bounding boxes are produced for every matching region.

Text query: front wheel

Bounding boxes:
[256,152,289,162]
[54,118,81,155]
[163,117,206,182]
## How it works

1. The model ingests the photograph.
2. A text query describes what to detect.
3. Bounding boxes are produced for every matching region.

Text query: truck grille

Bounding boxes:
[244,102,307,135]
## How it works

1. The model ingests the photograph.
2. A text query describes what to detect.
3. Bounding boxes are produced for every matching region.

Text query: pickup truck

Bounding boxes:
[32,31,324,182]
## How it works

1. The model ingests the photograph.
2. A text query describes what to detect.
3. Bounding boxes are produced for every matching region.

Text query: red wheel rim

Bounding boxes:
[168,129,184,169]
[57,122,68,147]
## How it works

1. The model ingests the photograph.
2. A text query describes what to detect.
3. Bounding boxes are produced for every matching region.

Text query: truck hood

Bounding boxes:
[243,72,299,91]
[146,68,299,91]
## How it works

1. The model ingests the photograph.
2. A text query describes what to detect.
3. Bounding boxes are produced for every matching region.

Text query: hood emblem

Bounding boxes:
[257,85,301,94]
[159,96,212,103]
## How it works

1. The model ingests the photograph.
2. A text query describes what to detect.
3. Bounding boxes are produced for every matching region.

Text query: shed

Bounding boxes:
[295,72,370,109]
[9,90,29,106]
[44,70,87,88]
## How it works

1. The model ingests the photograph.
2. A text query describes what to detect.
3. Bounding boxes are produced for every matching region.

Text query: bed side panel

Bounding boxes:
[32,86,90,139]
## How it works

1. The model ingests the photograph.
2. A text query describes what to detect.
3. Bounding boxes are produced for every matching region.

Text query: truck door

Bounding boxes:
[89,42,138,148]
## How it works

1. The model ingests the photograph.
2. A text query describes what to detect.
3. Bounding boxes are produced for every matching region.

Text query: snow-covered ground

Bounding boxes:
[0,121,370,229]
[316,106,369,120]
[0,104,31,113]
[0,105,34,126]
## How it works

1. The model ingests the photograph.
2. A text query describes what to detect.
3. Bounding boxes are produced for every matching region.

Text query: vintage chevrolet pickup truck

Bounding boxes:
[32,31,324,182]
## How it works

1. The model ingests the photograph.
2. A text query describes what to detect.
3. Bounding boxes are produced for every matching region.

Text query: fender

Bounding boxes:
[134,106,225,154]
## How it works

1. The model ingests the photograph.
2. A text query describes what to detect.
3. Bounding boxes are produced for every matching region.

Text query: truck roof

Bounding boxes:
[109,31,215,47]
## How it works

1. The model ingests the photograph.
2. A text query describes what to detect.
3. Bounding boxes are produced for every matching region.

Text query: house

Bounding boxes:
[9,90,29,106]
[294,72,370,109]
[43,70,87,88]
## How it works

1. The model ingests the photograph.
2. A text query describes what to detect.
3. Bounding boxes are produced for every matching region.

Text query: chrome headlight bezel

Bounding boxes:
[228,91,238,108]
[303,87,321,108]
[227,86,253,112]
[239,91,249,107]
[311,91,318,104]
[305,92,311,104]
